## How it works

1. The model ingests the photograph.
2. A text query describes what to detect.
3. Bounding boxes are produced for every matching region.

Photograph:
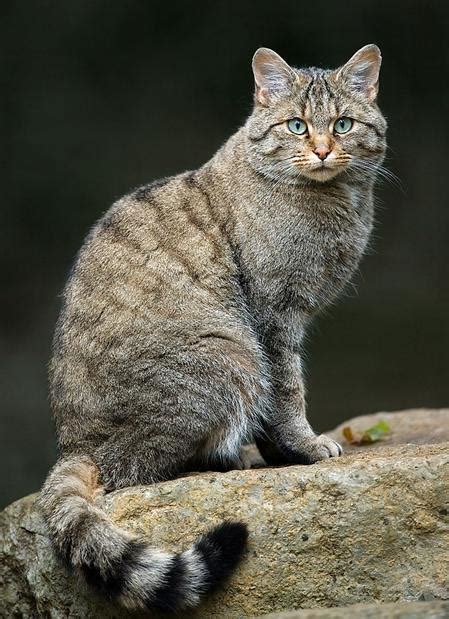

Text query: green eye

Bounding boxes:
[334,117,353,134]
[287,118,307,135]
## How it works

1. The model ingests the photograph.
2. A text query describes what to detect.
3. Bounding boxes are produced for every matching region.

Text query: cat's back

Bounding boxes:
[53,172,238,362]
[78,172,221,278]
[50,171,265,458]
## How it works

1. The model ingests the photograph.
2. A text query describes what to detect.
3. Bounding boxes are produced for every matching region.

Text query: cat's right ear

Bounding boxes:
[252,48,297,106]
[336,45,382,102]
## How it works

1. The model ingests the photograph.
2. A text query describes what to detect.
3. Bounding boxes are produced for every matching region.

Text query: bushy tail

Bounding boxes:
[38,456,248,612]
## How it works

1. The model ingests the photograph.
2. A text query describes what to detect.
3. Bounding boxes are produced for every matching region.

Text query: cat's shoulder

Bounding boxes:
[85,170,206,250]
[129,170,201,204]
[131,175,176,202]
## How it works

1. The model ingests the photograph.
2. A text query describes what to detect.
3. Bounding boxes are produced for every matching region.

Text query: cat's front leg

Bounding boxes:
[257,348,342,465]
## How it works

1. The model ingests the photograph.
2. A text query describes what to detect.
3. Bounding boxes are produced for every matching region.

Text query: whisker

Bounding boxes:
[348,158,404,192]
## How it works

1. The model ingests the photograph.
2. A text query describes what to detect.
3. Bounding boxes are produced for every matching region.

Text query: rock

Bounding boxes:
[1,409,448,618]
[329,408,449,451]
[260,600,449,618]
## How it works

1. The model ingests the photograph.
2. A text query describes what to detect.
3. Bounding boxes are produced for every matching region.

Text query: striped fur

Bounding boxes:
[39,456,248,612]
[41,45,387,611]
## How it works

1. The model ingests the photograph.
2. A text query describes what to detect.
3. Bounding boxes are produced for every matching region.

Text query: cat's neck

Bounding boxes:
[199,126,375,221]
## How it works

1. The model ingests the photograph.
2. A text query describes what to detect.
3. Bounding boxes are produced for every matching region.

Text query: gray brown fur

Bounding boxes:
[39,45,387,611]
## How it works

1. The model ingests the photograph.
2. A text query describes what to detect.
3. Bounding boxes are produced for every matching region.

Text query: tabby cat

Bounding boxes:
[39,45,387,612]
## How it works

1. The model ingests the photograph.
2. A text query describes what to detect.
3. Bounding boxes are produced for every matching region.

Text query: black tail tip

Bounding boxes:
[195,521,248,590]
[206,520,249,555]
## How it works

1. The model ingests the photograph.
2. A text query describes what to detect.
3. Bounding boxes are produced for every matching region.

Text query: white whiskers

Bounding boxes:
[347,157,403,191]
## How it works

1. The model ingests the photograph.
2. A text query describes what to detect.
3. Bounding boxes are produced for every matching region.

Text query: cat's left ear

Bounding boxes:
[336,44,382,102]
[252,48,297,106]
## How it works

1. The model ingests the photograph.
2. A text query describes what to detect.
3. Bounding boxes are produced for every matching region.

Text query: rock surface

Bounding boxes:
[261,600,449,618]
[329,408,449,451]
[1,409,448,618]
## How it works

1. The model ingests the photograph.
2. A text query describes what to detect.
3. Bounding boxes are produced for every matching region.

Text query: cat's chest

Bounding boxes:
[239,193,372,315]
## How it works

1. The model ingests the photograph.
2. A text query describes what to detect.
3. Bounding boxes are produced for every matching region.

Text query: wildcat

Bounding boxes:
[39,45,387,612]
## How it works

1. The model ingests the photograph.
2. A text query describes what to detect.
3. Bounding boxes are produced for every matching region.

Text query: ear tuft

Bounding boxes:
[252,48,297,106]
[337,44,382,102]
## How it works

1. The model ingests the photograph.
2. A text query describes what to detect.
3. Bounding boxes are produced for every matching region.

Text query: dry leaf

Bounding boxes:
[342,420,391,445]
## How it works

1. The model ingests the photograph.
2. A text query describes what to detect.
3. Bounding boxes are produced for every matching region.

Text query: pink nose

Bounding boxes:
[314,145,331,161]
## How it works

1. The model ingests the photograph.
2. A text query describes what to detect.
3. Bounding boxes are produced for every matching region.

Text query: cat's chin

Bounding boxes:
[301,166,343,183]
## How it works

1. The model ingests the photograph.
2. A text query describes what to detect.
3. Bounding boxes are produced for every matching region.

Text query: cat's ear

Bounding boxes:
[252,48,297,106]
[336,44,382,102]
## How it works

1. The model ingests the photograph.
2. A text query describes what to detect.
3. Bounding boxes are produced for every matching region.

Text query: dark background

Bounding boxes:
[2,0,448,508]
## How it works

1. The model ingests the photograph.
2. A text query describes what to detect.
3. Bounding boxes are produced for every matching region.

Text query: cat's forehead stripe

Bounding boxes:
[301,76,315,101]
[301,74,338,124]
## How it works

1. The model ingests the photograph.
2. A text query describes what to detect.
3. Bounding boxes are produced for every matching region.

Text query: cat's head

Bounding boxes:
[245,45,387,184]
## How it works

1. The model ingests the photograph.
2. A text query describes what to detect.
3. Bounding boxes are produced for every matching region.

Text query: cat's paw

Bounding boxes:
[315,433,343,458]
[296,433,343,464]
[239,443,266,469]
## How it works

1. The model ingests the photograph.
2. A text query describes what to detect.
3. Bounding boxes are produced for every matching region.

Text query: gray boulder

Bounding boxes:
[1,409,448,617]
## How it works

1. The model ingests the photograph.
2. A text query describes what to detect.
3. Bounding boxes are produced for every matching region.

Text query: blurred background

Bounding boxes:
[2,0,448,508]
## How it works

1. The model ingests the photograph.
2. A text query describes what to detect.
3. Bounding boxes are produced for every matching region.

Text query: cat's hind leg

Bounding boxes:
[94,329,267,488]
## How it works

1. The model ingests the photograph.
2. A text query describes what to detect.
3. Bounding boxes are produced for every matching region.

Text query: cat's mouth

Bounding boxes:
[301,161,345,182]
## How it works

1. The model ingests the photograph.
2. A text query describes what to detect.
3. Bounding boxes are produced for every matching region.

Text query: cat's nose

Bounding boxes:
[313,145,331,161]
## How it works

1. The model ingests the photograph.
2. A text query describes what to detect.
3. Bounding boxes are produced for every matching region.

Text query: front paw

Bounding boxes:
[288,433,343,465]
[313,434,343,459]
